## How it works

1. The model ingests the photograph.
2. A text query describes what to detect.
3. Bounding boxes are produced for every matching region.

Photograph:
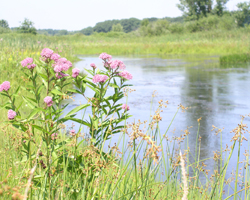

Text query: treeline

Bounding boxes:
[1,1,250,37]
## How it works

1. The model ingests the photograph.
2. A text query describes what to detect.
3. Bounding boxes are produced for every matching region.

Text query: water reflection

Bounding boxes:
[65,55,250,177]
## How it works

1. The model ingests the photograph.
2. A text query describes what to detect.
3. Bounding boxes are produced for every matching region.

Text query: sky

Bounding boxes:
[0,0,247,31]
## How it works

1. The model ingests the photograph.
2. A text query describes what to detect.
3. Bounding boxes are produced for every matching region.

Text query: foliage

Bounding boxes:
[220,53,250,64]
[111,23,123,32]
[213,0,229,16]
[0,19,9,29]
[177,0,213,20]
[17,18,37,35]
[234,1,250,27]
[80,26,93,35]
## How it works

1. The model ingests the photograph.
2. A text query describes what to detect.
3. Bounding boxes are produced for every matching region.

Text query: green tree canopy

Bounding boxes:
[234,1,250,27]
[0,19,9,29]
[177,0,213,20]
[18,18,37,35]
[80,27,93,35]
[111,23,123,32]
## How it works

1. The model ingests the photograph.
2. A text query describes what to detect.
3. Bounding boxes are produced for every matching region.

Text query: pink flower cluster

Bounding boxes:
[56,72,69,79]
[99,53,112,61]
[118,71,133,80]
[93,74,108,83]
[21,57,36,69]
[41,48,54,60]
[72,68,80,78]
[122,104,130,111]
[51,53,61,62]
[8,109,16,120]
[54,58,72,73]
[44,96,53,107]
[90,63,96,69]
[51,133,58,140]
[110,60,126,70]
[0,81,10,92]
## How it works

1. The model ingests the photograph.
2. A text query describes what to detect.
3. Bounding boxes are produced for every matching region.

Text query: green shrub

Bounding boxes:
[168,22,184,33]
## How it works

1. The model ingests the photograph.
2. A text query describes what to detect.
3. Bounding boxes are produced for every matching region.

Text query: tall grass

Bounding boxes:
[1,101,250,199]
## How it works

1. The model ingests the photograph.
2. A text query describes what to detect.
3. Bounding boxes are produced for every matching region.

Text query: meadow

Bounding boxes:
[0,30,250,200]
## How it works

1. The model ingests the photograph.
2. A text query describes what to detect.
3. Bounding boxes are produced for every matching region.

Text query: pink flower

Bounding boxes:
[122,104,130,111]
[27,64,36,69]
[110,60,126,70]
[72,68,80,78]
[99,53,112,61]
[51,53,61,62]
[70,130,75,134]
[118,71,133,80]
[8,109,16,120]
[44,96,53,107]
[53,58,72,72]
[21,57,33,67]
[51,133,58,140]
[56,72,69,79]
[41,48,54,60]
[90,63,97,69]
[54,65,63,73]
[0,81,10,92]
[92,74,108,83]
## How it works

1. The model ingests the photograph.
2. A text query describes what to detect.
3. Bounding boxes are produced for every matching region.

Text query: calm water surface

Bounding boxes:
[64,54,250,179]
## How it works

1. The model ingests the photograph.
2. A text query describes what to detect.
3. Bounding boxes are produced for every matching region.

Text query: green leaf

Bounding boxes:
[109,83,119,88]
[51,89,64,96]
[65,104,90,118]
[22,96,36,109]
[59,117,91,127]
[27,108,44,120]
[67,89,82,94]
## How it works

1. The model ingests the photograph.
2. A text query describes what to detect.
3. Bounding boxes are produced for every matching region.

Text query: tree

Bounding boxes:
[111,23,123,32]
[213,0,229,16]
[141,19,149,27]
[177,0,213,20]
[57,30,68,35]
[0,19,9,29]
[18,18,37,35]
[80,27,93,35]
[234,2,250,27]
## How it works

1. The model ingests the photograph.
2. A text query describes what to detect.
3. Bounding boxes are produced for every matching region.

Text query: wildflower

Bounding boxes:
[51,53,61,62]
[44,96,53,107]
[118,71,133,80]
[54,58,72,72]
[0,81,10,92]
[55,72,69,79]
[70,130,75,134]
[21,57,34,67]
[72,68,80,78]
[90,63,97,69]
[99,53,112,61]
[41,48,54,61]
[51,133,58,140]
[8,109,16,120]
[110,60,126,70]
[122,104,130,111]
[93,74,108,83]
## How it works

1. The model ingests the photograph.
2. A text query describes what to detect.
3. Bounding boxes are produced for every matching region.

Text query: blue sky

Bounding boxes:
[0,0,247,31]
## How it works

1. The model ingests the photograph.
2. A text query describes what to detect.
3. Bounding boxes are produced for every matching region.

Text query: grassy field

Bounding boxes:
[0,30,250,199]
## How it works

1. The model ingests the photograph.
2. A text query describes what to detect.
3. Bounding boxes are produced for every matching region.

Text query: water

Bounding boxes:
[64,54,250,181]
